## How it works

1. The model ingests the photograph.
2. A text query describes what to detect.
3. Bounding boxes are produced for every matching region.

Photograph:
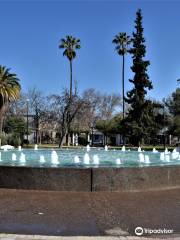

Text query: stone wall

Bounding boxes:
[0,166,180,191]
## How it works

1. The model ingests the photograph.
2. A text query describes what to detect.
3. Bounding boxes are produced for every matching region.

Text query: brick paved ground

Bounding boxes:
[0,188,179,238]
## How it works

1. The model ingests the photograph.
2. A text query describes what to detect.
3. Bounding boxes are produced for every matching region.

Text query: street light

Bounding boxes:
[157,103,167,150]
[90,124,94,147]
[26,99,30,145]
[90,121,96,147]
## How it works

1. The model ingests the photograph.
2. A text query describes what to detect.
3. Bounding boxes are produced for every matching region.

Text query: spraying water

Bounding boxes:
[138,147,142,152]
[105,145,108,151]
[86,144,90,152]
[40,155,45,163]
[152,148,158,153]
[93,155,99,165]
[160,152,165,161]
[165,148,169,154]
[144,155,150,164]
[34,144,38,150]
[51,151,59,165]
[172,150,179,160]
[20,153,26,164]
[116,158,121,165]
[74,155,80,164]
[121,146,126,152]
[139,153,144,163]
[12,153,17,161]
[84,153,90,164]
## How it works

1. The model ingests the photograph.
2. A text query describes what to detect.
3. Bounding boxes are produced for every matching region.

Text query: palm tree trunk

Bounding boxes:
[122,54,125,119]
[122,54,125,145]
[0,114,3,135]
[70,60,73,99]
[0,105,6,135]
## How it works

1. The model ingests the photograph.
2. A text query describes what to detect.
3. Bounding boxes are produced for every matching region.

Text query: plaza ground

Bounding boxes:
[0,188,180,239]
[1,236,180,240]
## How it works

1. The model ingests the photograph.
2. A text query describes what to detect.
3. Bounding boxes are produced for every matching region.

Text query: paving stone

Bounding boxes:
[0,188,179,238]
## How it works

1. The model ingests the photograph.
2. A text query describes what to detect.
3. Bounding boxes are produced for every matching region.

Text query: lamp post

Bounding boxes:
[26,99,30,145]
[90,122,95,147]
[35,106,39,144]
[163,104,166,150]
[91,125,94,147]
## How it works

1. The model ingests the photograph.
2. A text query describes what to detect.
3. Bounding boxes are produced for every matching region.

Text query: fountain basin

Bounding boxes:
[0,165,180,191]
[0,148,179,168]
[0,148,180,191]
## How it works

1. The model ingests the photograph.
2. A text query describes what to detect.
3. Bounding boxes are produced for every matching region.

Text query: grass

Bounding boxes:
[24,143,175,151]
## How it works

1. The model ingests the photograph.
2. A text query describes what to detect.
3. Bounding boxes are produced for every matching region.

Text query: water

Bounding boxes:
[0,147,179,168]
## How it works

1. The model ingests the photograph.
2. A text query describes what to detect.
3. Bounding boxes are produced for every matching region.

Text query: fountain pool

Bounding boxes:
[0,147,180,192]
[0,147,179,168]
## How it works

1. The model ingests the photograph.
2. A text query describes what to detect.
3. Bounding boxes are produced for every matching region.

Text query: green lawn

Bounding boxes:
[24,144,175,151]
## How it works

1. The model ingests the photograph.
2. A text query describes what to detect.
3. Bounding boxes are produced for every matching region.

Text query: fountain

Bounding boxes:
[0,146,179,169]
[51,151,59,165]
[86,144,90,152]
[18,146,22,151]
[93,155,99,165]
[84,153,90,164]
[139,153,144,163]
[40,155,45,163]
[105,145,108,151]
[0,145,180,192]
[152,148,158,153]
[144,155,150,164]
[1,145,14,151]
[20,153,26,164]
[172,149,179,160]
[116,158,121,165]
[34,144,38,150]
[138,147,142,152]
[165,154,170,162]
[165,148,169,154]
[74,155,80,164]
[160,152,165,161]
[12,153,17,161]
[121,146,126,152]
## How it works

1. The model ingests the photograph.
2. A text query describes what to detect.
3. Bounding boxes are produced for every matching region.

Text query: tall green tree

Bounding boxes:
[59,35,81,99]
[112,32,131,119]
[165,88,180,137]
[124,9,153,146]
[0,66,21,134]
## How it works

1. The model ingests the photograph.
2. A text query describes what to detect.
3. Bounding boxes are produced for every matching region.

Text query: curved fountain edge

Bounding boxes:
[0,165,180,191]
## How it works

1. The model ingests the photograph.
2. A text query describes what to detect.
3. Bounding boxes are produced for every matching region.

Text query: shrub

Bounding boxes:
[0,134,8,145]
[8,133,21,147]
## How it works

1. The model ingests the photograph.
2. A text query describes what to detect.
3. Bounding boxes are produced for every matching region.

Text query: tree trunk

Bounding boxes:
[59,124,68,148]
[59,132,67,148]
[122,54,125,145]
[70,60,73,99]
[0,113,4,135]
[0,105,6,135]
[122,54,125,119]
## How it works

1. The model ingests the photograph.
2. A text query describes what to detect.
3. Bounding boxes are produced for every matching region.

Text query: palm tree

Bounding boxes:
[59,35,81,99]
[0,66,21,133]
[112,32,131,119]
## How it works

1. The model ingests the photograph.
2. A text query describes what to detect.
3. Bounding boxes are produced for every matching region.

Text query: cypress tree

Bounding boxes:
[124,9,153,146]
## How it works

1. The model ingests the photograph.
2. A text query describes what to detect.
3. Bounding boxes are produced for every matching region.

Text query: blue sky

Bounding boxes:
[0,0,179,100]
